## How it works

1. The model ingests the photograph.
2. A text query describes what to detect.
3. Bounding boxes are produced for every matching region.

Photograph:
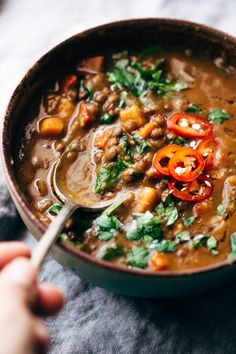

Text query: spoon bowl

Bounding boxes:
[31,153,119,269]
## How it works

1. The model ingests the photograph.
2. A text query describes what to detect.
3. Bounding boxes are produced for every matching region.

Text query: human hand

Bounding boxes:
[0,242,64,354]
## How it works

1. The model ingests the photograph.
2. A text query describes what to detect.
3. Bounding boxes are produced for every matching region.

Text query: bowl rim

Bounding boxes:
[2,17,236,278]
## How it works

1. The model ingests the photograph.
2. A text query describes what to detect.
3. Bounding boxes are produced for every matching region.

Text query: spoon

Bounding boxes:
[31,156,118,269]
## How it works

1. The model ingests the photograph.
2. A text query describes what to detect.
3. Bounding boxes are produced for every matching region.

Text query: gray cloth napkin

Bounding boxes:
[1,178,236,354]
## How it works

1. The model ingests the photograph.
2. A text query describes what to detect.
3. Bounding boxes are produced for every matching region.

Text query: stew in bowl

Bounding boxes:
[17,44,236,272]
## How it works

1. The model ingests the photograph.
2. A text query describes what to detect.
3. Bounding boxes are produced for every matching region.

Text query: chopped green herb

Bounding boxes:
[207,236,218,255]
[95,159,128,193]
[175,230,191,243]
[95,213,122,230]
[100,113,117,124]
[154,240,177,253]
[108,56,187,98]
[48,203,62,215]
[81,83,94,101]
[165,205,178,226]
[217,204,226,216]
[127,246,150,269]
[208,108,230,124]
[96,242,124,260]
[155,196,178,226]
[98,230,118,241]
[191,234,218,255]
[183,216,197,228]
[127,211,162,241]
[172,136,187,146]
[191,234,208,249]
[138,140,153,154]
[186,104,201,113]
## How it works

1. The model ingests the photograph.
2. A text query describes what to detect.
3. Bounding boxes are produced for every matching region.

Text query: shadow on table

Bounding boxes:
[0,0,5,12]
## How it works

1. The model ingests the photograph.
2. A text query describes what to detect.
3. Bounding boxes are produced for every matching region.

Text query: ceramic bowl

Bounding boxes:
[2,18,236,297]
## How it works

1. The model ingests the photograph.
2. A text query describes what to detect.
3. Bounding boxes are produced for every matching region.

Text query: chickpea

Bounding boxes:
[66,151,78,161]
[54,140,66,153]
[94,91,108,104]
[150,128,163,139]
[121,169,135,183]
[104,146,118,161]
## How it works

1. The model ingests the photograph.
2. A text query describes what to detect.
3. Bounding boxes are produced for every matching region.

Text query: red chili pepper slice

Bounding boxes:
[62,74,78,92]
[167,113,213,138]
[197,138,222,170]
[169,175,213,202]
[168,148,204,182]
[153,145,183,176]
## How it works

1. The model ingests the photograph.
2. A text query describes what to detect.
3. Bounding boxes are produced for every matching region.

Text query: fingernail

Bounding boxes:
[2,258,37,288]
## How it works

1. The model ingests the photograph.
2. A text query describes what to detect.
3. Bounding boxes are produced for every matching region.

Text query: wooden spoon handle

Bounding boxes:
[31,201,77,269]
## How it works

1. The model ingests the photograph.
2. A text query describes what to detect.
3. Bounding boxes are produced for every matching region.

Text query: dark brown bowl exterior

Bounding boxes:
[2,18,236,297]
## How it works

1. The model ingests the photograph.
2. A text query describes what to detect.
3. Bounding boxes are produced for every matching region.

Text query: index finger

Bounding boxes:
[0,242,31,270]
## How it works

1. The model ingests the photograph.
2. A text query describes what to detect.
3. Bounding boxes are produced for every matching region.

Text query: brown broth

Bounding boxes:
[16,49,236,271]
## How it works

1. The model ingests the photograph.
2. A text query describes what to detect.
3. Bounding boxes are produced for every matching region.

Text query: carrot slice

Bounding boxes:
[137,122,156,139]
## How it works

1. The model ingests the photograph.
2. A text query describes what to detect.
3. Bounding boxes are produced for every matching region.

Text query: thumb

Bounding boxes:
[0,258,37,306]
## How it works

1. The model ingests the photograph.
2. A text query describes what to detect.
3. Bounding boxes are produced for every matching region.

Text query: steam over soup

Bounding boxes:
[17,46,236,271]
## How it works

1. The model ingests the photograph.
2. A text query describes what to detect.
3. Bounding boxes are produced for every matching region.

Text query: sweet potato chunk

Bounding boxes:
[150,252,169,271]
[136,187,159,212]
[79,56,105,73]
[40,117,64,137]
[119,104,146,132]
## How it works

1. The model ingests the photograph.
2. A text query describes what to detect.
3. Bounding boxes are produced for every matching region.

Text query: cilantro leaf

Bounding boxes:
[207,236,218,255]
[183,216,197,227]
[127,246,150,269]
[191,234,218,255]
[95,213,122,230]
[96,242,124,260]
[48,203,62,215]
[208,108,230,124]
[172,136,187,146]
[175,230,191,243]
[100,113,117,124]
[81,83,94,101]
[138,141,153,154]
[154,240,177,253]
[165,205,178,226]
[186,104,201,113]
[95,159,128,193]
[155,197,178,226]
[127,211,162,241]
[98,230,118,241]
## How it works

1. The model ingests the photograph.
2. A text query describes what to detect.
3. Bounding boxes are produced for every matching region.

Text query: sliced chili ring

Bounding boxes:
[197,137,222,170]
[168,148,204,182]
[169,175,213,202]
[167,113,213,138]
[153,145,183,176]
